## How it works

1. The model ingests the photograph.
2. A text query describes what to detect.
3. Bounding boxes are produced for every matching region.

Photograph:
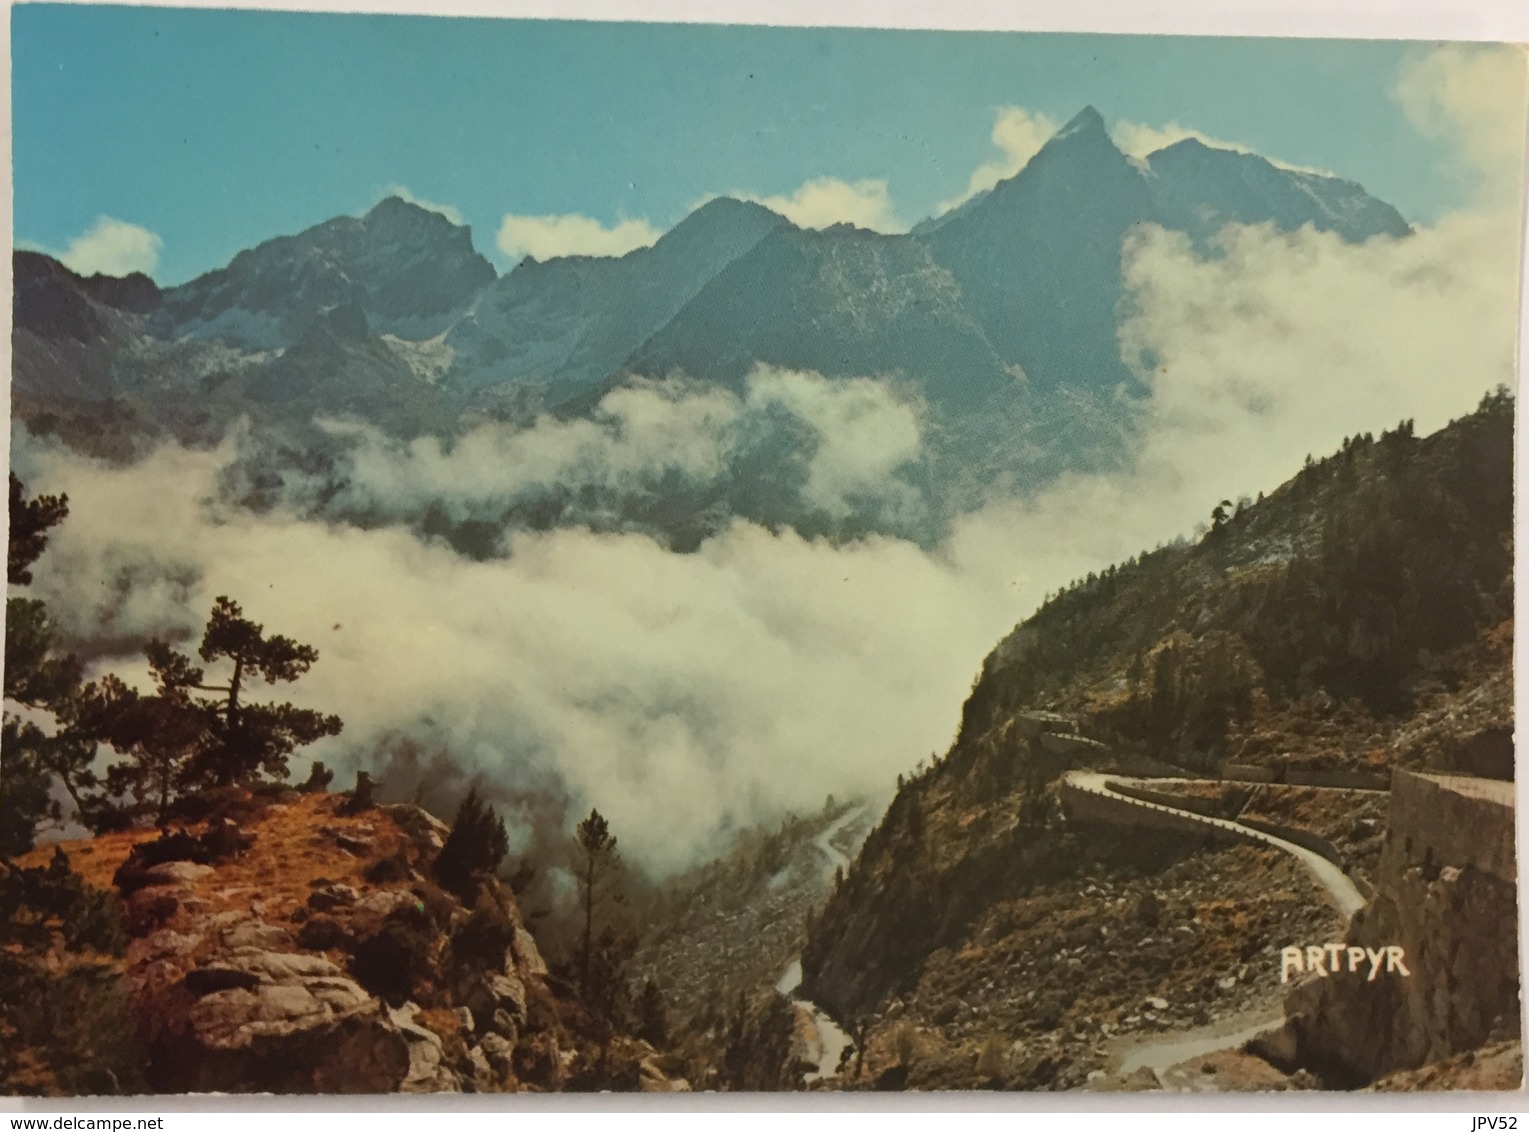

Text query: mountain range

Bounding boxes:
[13,107,1411,540]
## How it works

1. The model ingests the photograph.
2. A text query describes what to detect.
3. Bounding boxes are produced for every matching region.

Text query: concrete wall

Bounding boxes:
[1013,712,1078,739]
[1381,770,1516,884]
[1060,780,1249,847]
[1235,815,1374,900]
[1113,754,1195,779]
[1105,780,1232,819]
[1221,762,1278,783]
[1287,770,1519,1082]
[1038,731,1109,758]
[1219,762,1388,790]
[1288,769,1390,790]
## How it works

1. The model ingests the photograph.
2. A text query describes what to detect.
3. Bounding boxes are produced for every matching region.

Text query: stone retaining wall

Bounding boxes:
[1059,779,1249,847]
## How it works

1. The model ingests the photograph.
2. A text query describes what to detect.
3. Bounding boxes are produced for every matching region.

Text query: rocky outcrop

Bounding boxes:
[147,926,411,1093]
[1284,772,1520,1085]
[106,791,572,1094]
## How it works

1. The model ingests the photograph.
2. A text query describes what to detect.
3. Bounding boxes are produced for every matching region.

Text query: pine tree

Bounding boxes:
[575,808,619,997]
[432,786,509,903]
[124,597,344,789]
[82,662,208,825]
[634,977,668,1047]
[1,479,97,856]
[7,474,68,588]
[190,597,344,785]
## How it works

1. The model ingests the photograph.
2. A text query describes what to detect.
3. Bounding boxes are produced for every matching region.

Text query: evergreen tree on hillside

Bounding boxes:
[114,597,344,791]
[79,659,209,824]
[635,977,668,1046]
[432,786,509,903]
[190,597,344,786]
[7,474,68,588]
[0,478,98,856]
[572,806,640,1053]
[575,808,619,995]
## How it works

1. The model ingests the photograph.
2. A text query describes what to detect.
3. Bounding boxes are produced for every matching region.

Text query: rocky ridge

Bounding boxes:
[20,787,684,1094]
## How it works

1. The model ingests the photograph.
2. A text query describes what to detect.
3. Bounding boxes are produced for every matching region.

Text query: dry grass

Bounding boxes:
[17,792,417,946]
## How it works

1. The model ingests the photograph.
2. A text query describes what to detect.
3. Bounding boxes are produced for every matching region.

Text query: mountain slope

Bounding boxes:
[919,107,1411,396]
[799,392,1514,1076]
[622,222,1014,414]
[1143,139,1412,245]
[157,197,497,348]
[445,197,787,403]
[920,107,1159,396]
[12,251,160,403]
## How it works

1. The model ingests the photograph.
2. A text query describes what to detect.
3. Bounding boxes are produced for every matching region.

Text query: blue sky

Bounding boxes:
[12,4,1486,284]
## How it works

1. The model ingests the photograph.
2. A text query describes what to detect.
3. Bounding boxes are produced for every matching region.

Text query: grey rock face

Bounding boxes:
[158,197,497,349]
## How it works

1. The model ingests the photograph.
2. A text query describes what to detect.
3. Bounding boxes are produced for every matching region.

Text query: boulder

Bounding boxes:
[188,977,369,1040]
[467,1045,495,1091]
[639,1056,690,1093]
[184,965,263,997]
[140,861,216,889]
[389,1003,461,1093]
[488,1009,519,1042]
[169,964,409,1093]
[225,949,343,983]
[296,916,353,951]
[221,917,294,951]
[381,804,451,852]
[335,833,374,856]
[511,926,549,977]
[464,972,527,1028]
[356,890,418,919]
[513,1030,563,1090]
[308,884,360,911]
[478,1032,515,1076]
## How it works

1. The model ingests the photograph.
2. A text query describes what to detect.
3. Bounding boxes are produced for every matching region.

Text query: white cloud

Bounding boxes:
[17,426,1004,876]
[936,106,1060,214]
[316,377,742,522]
[1394,43,1529,210]
[57,216,163,278]
[496,212,661,261]
[381,184,464,225]
[1112,120,1335,177]
[744,368,924,521]
[309,367,926,532]
[727,177,901,233]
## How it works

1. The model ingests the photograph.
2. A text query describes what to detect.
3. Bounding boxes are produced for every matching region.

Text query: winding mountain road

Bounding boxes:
[1063,771,1369,919]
